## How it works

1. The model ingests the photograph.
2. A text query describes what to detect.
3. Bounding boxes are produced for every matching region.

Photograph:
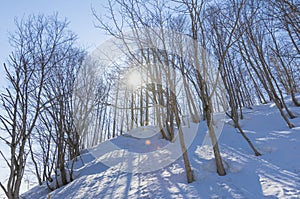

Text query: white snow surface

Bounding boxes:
[21,101,300,199]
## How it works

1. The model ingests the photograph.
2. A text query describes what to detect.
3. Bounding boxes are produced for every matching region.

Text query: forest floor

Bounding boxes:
[22,98,300,199]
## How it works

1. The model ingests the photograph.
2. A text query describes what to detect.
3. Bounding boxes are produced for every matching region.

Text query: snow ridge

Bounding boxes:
[22,102,300,199]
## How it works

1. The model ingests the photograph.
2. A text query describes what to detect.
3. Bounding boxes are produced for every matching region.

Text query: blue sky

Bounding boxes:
[0,0,108,86]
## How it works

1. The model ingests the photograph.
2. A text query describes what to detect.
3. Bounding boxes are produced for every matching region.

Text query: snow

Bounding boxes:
[21,101,300,199]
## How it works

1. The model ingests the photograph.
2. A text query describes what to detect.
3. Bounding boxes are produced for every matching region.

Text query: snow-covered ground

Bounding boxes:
[21,100,300,199]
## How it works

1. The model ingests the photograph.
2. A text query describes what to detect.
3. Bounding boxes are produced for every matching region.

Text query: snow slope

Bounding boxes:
[22,100,300,199]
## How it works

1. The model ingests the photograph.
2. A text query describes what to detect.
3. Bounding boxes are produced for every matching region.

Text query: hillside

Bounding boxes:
[22,100,300,199]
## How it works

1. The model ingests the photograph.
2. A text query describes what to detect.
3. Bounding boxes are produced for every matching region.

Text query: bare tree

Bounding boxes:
[235,0,296,128]
[92,0,197,182]
[0,14,72,198]
[207,0,261,156]
[39,46,85,189]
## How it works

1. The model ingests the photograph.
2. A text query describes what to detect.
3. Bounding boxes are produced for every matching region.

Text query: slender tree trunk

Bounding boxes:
[171,92,194,183]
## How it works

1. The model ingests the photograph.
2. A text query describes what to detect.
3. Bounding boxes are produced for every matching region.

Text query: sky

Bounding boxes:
[0,0,108,87]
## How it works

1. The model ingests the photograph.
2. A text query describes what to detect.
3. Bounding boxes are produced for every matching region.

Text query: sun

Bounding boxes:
[126,69,143,90]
